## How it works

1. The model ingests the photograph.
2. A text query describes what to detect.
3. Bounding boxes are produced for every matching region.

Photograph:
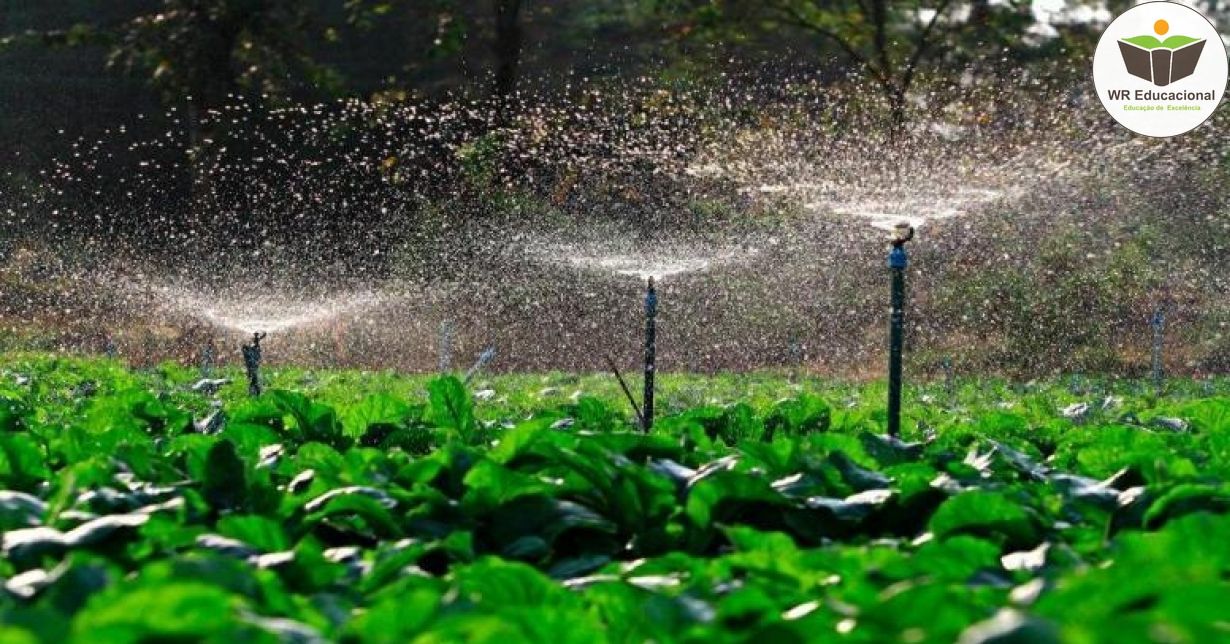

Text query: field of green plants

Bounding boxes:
[0,354,1228,643]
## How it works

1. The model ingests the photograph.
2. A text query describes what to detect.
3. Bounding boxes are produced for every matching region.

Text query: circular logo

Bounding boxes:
[1093,1,1227,137]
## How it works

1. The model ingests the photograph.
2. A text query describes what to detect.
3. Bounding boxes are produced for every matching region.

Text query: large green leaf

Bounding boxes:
[475,495,618,562]
[69,582,245,642]
[216,515,289,552]
[929,490,1040,550]
[202,439,247,512]
[1036,512,1230,640]
[0,434,49,492]
[303,487,402,539]
[340,393,418,438]
[427,377,476,442]
[269,390,348,447]
[344,587,441,643]
[1142,484,1230,530]
[461,459,555,511]
[686,469,793,549]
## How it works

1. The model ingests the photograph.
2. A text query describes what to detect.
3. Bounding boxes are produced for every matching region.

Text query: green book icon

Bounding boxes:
[1118,34,1206,86]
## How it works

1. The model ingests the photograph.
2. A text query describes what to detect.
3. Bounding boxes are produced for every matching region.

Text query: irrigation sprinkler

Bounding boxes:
[439,320,455,372]
[142,330,157,364]
[200,342,215,379]
[643,277,658,433]
[602,278,659,433]
[788,335,803,381]
[1069,373,1085,395]
[942,357,955,402]
[1151,307,1165,396]
[242,332,267,397]
[463,347,497,385]
[886,224,914,438]
[104,336,117,360]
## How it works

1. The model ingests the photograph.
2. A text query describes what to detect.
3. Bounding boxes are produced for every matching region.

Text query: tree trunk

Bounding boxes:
[887,84,908,134]
[870,0,890,75]
[493,0,523,99]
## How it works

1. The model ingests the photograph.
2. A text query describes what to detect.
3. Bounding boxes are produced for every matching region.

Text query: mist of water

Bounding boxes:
[1,76,1224,373]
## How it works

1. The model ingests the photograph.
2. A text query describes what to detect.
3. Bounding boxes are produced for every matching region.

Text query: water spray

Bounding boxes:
[886,224,914,438]
[463,347,497,385]
[643,278,658,433]
[242,332,267,397]
[1151,306,1165,396]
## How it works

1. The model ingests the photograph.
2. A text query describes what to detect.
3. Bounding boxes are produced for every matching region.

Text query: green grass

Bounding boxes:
[0,353,1228,642]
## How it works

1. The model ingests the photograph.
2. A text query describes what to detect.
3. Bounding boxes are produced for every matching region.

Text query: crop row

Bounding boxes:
[0,357,1227,642]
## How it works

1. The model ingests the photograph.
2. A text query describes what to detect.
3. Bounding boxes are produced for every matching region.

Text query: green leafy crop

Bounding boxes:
[0,355,1227,642]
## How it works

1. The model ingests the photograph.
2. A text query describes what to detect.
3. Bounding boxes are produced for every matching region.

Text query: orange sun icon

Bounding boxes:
[1154,19,1169,35]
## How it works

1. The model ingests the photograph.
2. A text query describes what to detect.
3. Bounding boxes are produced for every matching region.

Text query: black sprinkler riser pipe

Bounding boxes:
[243,332,267,397]
[643,278,657,433]
[201,343,214,378]
[887,245,908,438]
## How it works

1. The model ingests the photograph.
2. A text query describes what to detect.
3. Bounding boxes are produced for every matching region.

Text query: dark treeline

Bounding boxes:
[0,0,1122,267]
[0,1,775,180]
[0,0,1125,188]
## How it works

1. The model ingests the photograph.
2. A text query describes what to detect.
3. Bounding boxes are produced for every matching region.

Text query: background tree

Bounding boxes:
[0,0,1117,176]
[663,0,1056,125]
[2,0,349,207]
[493,0,524,99]
[6,1,344,131]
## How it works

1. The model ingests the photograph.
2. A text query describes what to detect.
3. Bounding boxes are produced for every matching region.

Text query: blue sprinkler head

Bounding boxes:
[888,224,914,269]
[645,277,658,316]
[888,246,908,269]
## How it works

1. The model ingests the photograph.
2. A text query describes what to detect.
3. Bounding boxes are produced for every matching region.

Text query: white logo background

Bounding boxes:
[1093,1,1227,137]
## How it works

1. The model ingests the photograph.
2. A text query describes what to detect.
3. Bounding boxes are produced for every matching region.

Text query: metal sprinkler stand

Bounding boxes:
[942,356,955,403]
[1151,306,1165,396]
[464,346,497,385]
[643,277,658,433]
[887,225,914,438]
[242,332,267,397]
[201,342,215,379]
[603,278,660,433]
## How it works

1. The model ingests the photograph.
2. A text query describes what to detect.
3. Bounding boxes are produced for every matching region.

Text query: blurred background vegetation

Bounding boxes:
[0,0,1145,179]
[0,1,1227,376]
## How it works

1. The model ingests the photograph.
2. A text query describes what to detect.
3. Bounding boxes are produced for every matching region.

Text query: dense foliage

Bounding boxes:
[0,355,1227,642]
